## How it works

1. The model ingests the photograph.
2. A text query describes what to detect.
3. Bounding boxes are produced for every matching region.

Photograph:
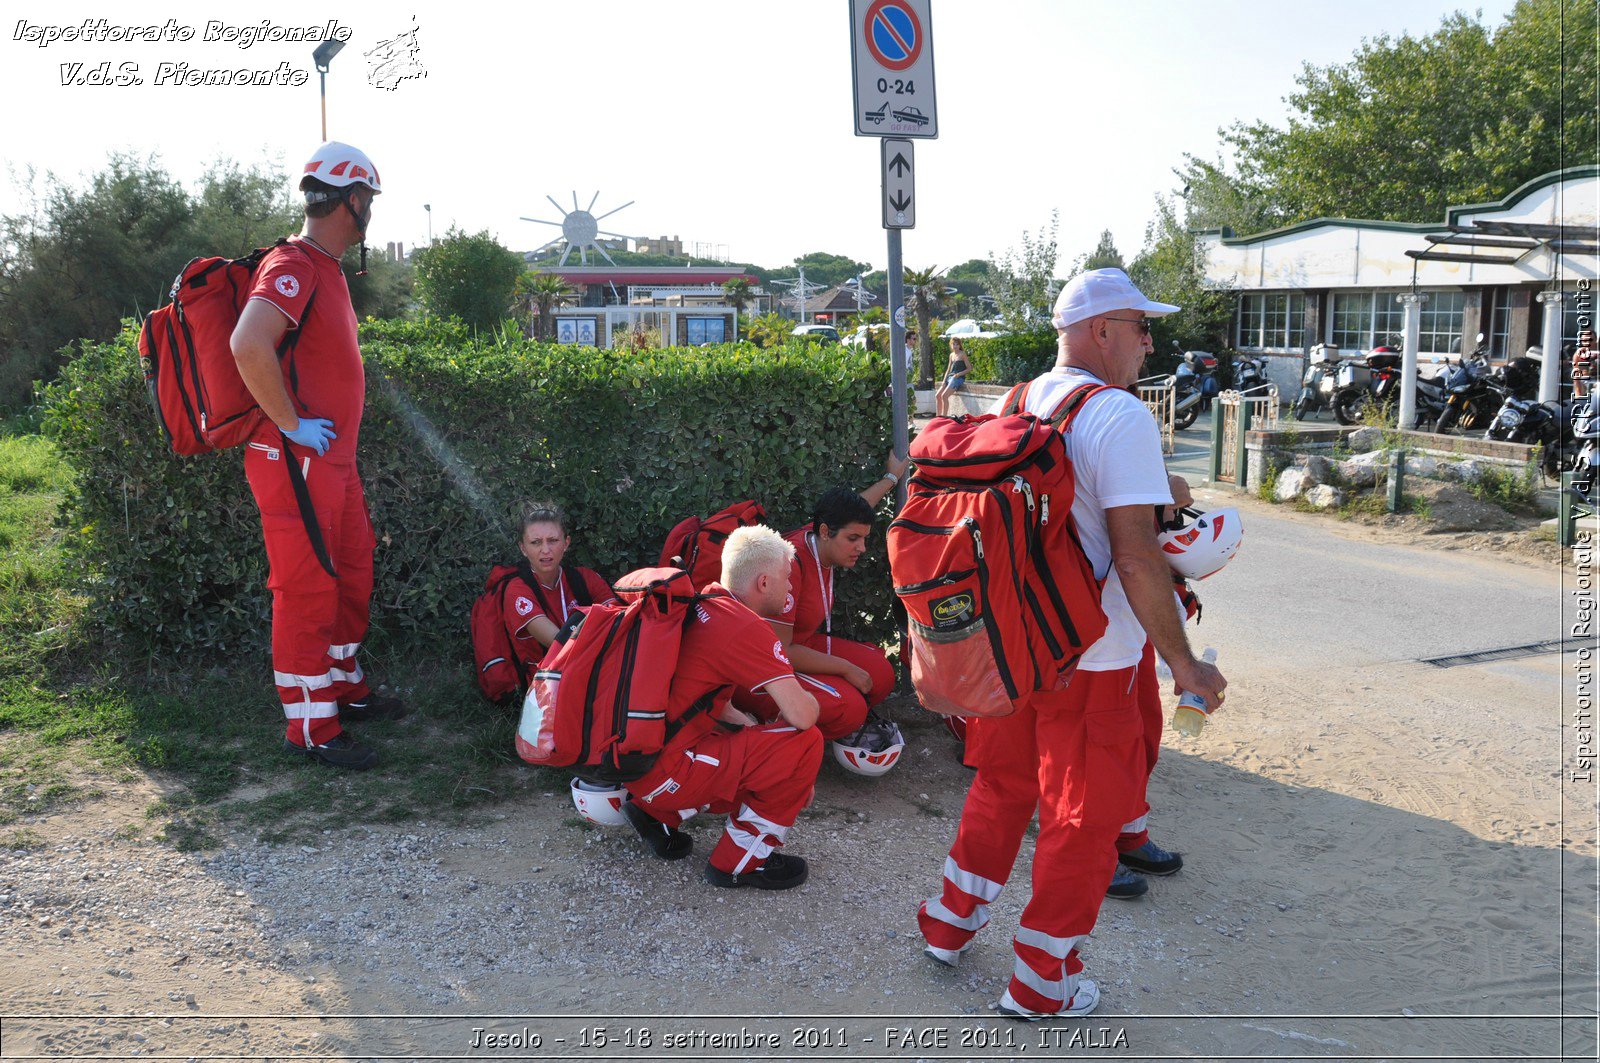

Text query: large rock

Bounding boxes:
[1303,454,1337,485]
[1402,453,1439,479]
[1305,484,1344,509]
[1347,427,1386,451]
[1337,458,1380,488]
[1437,459,1486,484]
[1274,467,1312,501]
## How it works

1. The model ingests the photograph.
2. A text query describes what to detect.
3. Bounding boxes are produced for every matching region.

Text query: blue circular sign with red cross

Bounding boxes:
[863,0,921,72]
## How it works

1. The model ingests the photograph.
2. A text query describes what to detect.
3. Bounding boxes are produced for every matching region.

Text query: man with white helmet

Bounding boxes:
[230,141,401,771]
[620,525,826,890]
[917,268,1227,1020]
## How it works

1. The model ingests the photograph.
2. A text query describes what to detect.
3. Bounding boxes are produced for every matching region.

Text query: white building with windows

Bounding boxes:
[1197,167,1598,394]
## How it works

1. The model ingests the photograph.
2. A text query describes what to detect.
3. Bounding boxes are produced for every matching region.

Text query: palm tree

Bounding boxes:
[904,266,948,387]
[721,277,753,312]
[518,271,575,341]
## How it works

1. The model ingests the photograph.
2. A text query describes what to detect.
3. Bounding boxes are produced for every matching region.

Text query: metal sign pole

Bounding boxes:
[888,229,908,503]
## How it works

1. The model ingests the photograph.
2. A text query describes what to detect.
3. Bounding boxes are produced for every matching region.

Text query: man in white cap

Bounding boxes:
[916,268,1226,1020]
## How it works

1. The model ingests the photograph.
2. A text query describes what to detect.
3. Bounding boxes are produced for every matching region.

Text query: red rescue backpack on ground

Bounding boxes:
[470,562,596,704]
[658,500,766,590]
[137,240,318,455]
[515,567,724,783]
[888,381,1112,719]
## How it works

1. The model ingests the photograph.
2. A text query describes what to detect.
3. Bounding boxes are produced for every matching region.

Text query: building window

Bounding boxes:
[1330,291,1409,353]
[685,317,726,345]
[1484,287,1512,359]
[1418,290,1465,355]
[1235,291,1306,351]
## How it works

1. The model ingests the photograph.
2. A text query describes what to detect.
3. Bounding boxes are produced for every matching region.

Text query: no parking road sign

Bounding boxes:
[851,0,938,139]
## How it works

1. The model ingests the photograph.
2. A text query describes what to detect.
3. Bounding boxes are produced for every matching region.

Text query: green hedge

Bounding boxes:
[42,321,898,658]
[964,330,1056,385]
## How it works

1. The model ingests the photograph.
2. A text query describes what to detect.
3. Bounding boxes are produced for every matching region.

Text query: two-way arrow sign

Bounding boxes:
[881,137,915,229]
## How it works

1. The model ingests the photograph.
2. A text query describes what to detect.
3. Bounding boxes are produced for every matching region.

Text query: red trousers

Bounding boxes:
[918,665,1144,1014]
[732,635,895,741]
[1117,643,1163,853]
[245,444,375,747]
[626,723,824,875]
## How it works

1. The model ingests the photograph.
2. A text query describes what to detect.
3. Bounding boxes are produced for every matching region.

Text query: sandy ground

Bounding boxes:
[1,496,1595,1062]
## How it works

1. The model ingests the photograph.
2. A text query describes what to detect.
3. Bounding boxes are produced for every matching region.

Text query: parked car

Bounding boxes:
[791,324,840,344]
[942,318,1006,339]
[845,324,891,348]
[891,106,930,127]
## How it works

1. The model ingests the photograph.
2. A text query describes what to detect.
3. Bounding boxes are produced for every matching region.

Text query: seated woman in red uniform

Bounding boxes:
[503,500,619,669]
[733,458,906,749]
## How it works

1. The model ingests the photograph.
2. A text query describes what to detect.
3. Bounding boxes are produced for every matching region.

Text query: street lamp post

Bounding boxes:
[312,39,345,141]
[424,204,432,245]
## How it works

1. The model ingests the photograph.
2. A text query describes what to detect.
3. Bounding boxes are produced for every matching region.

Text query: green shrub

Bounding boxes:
[966,330,1056,385]
[41,324,898,657]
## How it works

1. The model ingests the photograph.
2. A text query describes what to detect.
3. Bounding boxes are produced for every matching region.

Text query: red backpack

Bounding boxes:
[138,240,317,455]
[136,241,336,579]
[470,562,596,704]
[888,381,1111,720]
[515,567,723,783]
[658,500,766,590]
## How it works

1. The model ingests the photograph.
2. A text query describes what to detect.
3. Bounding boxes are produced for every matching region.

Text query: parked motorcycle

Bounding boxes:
[1170,345,1220,431]
[1333,346,1448,428]
[1434,339,1497,433]
[1573,390,1599,504]
[1488,390,1584,479]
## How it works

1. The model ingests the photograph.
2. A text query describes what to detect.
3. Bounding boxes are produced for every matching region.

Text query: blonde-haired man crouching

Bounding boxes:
[619,525,825,891]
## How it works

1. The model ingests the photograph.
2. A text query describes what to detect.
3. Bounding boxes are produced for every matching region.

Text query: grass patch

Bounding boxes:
[0,426,562,845]
[1337,490,1391,520]
[1467,460,1541,512]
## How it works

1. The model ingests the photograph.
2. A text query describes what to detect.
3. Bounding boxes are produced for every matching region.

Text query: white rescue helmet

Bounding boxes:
[831,716,905,777]
[300,141,382,195]
[1158,506,1242,581]
[569,777,628,826]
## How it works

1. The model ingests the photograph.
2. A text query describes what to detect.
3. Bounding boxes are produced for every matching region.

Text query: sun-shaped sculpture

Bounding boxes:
[521,192,636,267]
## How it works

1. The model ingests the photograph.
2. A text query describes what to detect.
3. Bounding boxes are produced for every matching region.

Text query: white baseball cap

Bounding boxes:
[1052,268,1179,330]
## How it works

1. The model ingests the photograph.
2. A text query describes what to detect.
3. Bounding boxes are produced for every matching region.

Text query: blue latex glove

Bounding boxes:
[282,417,337,456]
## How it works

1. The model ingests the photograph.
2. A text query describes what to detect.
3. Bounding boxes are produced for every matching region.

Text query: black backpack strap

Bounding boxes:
[278,431,338,580]
[1000,381,1032,416]
[1041,382,1113,428]
[565,564,595,607]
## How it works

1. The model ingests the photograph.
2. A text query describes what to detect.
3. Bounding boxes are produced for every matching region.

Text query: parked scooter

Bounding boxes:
[1233,353,1269,396]
[1293,344,1340,420]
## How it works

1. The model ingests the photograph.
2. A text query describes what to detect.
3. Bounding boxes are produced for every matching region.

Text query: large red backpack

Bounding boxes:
[470,562,595,704]
[888,381,1111,720]
[658,500,766,590]
[515,567,722,783]
[137,240,336,578]
[138,240,317,455]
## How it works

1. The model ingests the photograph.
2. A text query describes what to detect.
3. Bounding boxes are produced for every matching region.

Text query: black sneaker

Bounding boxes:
[284,732,379,771]
[704,852,809,890]
[622,798,692,860]
[339,692,408,723]
[1118,840,1183,876]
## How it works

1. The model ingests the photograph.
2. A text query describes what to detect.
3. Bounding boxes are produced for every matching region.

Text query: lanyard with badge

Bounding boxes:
[806,531,834,652]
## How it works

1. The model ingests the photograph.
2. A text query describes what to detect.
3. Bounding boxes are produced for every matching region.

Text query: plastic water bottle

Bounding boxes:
[1171,647,1219,738]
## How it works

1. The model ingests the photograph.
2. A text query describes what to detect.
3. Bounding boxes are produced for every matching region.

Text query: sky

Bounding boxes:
[1,0,1526,276]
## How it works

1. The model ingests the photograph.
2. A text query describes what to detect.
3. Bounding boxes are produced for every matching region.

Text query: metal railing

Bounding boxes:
[1137,377,1176,455]
[1209,386,1278,488]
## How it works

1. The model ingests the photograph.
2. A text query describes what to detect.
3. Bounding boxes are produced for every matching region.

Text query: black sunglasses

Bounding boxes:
[1103,316,1152,336]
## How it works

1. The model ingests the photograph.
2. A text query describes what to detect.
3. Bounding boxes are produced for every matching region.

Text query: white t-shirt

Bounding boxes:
[992,367,1173,671]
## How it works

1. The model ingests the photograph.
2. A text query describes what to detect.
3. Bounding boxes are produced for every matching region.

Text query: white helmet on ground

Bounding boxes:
[1158,506,1242,581]
[300,141,382,194]
[569,777,628,826]
[831,715,905,776]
